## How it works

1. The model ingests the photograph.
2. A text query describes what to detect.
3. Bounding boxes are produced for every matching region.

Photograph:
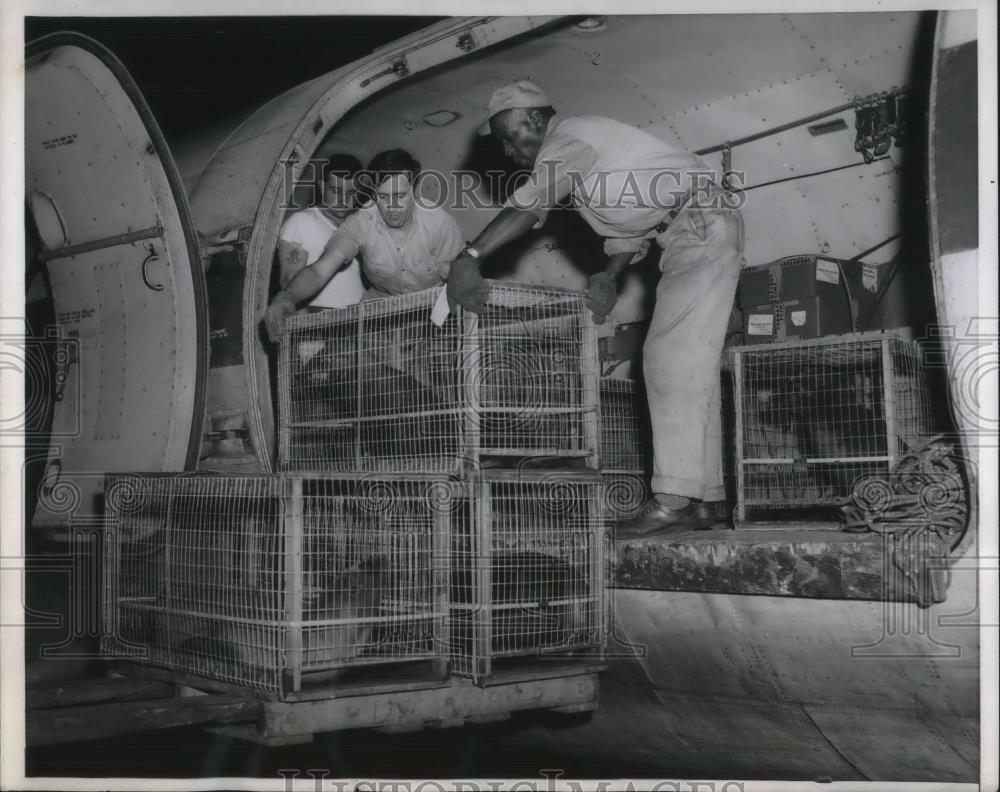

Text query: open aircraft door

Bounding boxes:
[25,33,207,532]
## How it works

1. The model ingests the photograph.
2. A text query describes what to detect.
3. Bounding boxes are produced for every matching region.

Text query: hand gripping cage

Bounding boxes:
[102,473,453,699]
[277,284,600,474]
[448,471,606,683]
[727,332,934,524]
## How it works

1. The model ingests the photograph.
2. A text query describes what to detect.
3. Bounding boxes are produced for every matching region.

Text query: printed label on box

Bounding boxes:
[790,310,807,327]
[747,314,774,336]
[815,259,840,285]
[863,262,879,293]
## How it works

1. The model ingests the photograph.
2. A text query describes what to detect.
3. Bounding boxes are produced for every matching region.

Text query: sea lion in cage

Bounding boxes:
[169,557,389,687]
[295,324,452,418]
[753,367,886,503]
[294,339,460,462]
[450,550,592,656]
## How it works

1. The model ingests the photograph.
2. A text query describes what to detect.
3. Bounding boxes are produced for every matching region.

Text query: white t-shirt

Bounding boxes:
[278,207,365,308]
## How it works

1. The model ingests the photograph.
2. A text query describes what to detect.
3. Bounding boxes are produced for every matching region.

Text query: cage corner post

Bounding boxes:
[161,484,175,670]
[431,484,452,680]
[354,303,366,470]
[591,477,608,654]
[474,477,492,683]
[277,324,292,470]
[731,349,747,525]
[281,476,304,697]
[101,479,119,656]
[582,309,601,469]
[881,337,897,470]
[462,307,482,471]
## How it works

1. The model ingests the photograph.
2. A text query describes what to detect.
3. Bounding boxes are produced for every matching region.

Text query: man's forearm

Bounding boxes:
[282,246,347,304]
[470,207,541,259]
[278,242,308,289]
[283,264,326,304]
[603,251,634,282]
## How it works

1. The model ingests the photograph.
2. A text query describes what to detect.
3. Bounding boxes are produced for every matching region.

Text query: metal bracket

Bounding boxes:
[52,335,76,402]
[360,58,410,88]
[853,87,908,164]
[37,224,163,263]
[203,429,251,442]
[721,143,734,191]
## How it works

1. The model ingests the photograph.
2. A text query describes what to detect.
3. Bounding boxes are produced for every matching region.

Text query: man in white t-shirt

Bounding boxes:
[277,153,366,309]
[265,149,466,342]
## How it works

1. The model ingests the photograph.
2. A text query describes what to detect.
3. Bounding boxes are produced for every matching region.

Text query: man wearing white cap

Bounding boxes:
[447,80,745,536]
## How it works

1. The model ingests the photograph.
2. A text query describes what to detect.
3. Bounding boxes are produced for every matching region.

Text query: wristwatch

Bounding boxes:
[462,243,482,259]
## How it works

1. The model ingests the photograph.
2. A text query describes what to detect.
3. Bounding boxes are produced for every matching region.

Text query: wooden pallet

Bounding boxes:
[25,661,604,747]
[25,675,261,747]
[215,661,605,746]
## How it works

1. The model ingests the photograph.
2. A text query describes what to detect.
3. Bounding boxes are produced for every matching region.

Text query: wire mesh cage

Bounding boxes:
[278,283,600,474]
[449,471,606,683]
[599,377,650,474]
[601,472,651,532]
[102,473,452,699]
[727,332,934,524]
[598,378,651,533]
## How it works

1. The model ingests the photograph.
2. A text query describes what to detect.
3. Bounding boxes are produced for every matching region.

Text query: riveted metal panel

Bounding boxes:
[611,582,978,717]
[666,70,851,158]
[555,15,829,121]
[785,12,925,77]
[25,34,206,530]
[803,704,977,781]
[832,45,920,99]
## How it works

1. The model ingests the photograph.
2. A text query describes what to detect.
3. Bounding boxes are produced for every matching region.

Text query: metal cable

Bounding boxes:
[733,156,891,193]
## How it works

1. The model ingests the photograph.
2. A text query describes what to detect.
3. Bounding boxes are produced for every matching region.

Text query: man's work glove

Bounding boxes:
[446,254,490,314]
[264,291,297,343]
[586,271,618,324]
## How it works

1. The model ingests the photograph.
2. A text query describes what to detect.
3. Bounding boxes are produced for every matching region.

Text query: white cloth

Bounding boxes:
[278,207,365,308]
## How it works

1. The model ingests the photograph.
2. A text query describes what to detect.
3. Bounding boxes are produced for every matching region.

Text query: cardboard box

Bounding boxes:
[737,265,774,307]
[738,256,849,308]
[741,295,853,345]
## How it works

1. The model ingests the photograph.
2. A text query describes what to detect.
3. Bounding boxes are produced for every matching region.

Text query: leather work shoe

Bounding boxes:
[693,501,716,530]
[613,499,701,539]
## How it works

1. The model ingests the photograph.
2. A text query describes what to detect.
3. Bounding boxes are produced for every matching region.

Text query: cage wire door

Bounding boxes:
[449,471,606,683]
[278,284,600,474]
[728,332,933,526]
[103,473,452,699]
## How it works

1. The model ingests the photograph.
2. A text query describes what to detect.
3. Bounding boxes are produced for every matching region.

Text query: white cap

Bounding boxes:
[478,79,552,136]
